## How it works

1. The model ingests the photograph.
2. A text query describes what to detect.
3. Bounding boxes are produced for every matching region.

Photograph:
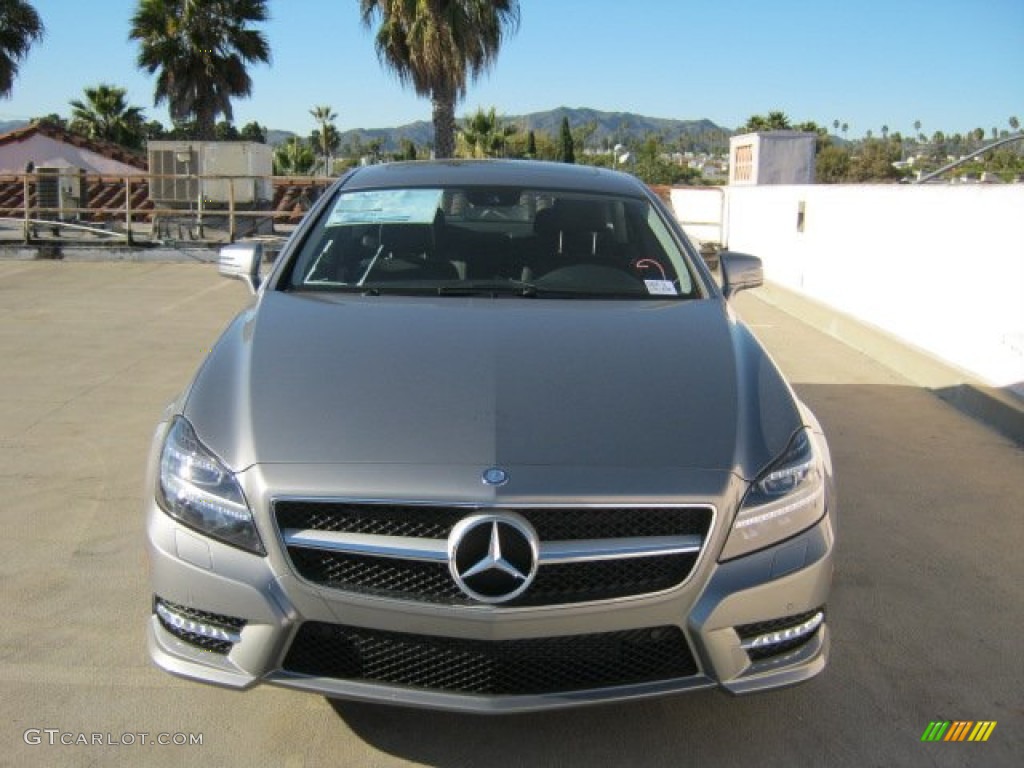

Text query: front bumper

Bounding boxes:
[146,495,834,712]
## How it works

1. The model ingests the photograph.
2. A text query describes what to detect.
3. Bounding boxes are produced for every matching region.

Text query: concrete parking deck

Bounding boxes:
[1,263,1021,767]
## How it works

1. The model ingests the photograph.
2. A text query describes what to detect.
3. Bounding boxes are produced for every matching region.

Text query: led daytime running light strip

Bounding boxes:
[156,601,242,645]
[164,475,251,521]
[741,611,824,651]
[734,484,824,530]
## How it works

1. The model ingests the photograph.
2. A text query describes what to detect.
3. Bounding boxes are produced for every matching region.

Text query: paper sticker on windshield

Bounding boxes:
[327,189,443,226]
[645,280,678,296]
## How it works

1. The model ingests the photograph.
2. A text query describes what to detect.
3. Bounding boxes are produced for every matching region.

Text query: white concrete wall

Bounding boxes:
[669,187,726,246]
[716,184,1024,394]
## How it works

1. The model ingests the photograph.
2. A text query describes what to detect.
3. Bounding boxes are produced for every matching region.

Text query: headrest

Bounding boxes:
[552,199,607,233]
[533,205,559,236]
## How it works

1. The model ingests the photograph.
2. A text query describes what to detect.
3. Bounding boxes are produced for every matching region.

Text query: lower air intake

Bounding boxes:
[283,622,698,695]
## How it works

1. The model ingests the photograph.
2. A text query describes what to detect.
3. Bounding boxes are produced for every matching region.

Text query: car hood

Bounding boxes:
[183,292,802,482]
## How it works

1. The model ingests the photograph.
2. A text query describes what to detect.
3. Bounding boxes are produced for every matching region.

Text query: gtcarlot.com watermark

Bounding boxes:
[24,729,203,747]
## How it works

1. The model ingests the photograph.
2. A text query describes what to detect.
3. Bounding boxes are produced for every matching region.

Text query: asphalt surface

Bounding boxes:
[1,262,1021,767]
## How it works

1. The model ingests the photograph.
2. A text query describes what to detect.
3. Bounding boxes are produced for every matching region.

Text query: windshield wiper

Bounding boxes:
[436,281,538,298]
[358,282,643,300]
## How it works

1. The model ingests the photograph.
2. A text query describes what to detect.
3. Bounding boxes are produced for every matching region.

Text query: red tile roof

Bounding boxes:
[0,122,148,171]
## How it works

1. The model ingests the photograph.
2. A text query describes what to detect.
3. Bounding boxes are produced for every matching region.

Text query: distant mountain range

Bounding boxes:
[1,108,731,151]
[330,107,729,151]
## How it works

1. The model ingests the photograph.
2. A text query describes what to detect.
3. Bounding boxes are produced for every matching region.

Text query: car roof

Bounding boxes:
[339,159,651,197]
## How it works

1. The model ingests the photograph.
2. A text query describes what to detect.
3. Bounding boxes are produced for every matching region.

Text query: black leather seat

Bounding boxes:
[366,222,459,282]
[524,199,615,279]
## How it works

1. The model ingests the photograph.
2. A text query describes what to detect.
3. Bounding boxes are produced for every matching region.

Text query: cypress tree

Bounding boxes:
[558,116,575,163]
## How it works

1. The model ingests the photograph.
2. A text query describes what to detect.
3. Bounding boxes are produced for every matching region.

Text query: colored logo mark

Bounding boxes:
[921,721,997,742]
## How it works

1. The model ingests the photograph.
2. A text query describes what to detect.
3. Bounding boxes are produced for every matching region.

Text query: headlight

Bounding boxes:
[157,416,264,555]
[720,429,825,561]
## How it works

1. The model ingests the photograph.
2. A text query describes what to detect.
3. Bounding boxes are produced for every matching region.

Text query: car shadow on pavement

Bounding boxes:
[328,689,800,767]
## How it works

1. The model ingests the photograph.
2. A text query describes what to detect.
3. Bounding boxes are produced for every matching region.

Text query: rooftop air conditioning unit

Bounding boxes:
[36,163,85,222]
[147,141,273,207]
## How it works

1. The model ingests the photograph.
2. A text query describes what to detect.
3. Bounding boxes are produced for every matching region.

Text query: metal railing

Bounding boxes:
[0,172,335,246]
[913,133,1024,184]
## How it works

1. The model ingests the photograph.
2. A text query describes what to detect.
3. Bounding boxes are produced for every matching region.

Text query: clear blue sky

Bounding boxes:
[4,0,1022,139]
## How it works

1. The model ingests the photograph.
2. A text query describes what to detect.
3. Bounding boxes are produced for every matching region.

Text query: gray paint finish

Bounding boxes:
[184,291,800,481]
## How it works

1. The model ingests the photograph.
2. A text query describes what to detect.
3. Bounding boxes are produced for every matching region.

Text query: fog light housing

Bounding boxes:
[736,609,825,661]
[154,597,246,655]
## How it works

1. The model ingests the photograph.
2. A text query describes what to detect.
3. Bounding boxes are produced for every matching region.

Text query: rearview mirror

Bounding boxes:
[218,243,263,294]
[720,252,763,299]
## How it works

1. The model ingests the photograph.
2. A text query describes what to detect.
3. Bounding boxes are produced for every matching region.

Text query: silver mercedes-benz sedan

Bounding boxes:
[145,159,835,712]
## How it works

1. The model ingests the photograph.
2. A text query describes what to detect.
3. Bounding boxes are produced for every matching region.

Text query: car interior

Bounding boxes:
[289,188,695,297]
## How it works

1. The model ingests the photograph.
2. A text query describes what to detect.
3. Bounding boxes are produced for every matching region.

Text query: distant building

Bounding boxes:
[0,122,146,176]
[728,131,816,185]
[0,124,327,230]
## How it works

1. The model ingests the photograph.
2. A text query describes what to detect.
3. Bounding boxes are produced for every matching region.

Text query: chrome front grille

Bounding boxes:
[275,501,711,540]
[274,500,713,607]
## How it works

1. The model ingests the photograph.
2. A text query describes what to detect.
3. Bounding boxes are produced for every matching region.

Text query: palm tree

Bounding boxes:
[458,106,515,157]
[130,0,270,140]
[273,137,315,175]
[310,124,340,171]
[0,0,44,98]
[310,105,338,174]
[69,84,146,149]
[740,111,791,134]
[359,0,520,159]
[739,114,768,132]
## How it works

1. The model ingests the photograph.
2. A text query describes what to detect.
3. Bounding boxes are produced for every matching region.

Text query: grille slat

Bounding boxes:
[275,501,712,606]
[283,622,698,695]
[275,501,711,541]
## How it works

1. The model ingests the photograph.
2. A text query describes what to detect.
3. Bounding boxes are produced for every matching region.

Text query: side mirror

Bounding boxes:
[218,242,263,294]
[720,251,763,300]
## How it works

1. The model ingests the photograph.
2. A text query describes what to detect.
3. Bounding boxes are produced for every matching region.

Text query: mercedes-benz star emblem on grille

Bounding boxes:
[481,467,509,486]
[448,513,539,604]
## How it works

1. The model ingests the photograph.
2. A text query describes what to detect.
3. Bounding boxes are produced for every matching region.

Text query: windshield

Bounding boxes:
[283,185,698,299]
